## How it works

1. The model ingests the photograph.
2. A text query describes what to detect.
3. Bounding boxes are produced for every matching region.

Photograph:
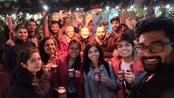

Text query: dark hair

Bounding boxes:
[99,20,108,27]
[26,19,38,26]
[49,21,60,33]
[39,37,59,64]
[115,33,136,59]
[110,16,120,23]
[97,24,104,28]
[135,16,174,42]
[68,39,81,50]
[15,24,27,32]
[18,47,50,95]
[115,33,134,48]
[19,47,39,65]
[18,47,44,78]
[66,39,81,70]
[83,43,110,76]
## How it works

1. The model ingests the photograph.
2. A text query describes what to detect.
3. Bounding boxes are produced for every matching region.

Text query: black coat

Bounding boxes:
[130,69,174,98]
[4,39,35,73]
[7,66,56,98]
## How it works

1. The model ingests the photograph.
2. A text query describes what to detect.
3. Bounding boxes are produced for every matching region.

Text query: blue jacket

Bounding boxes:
[84,64,117,98]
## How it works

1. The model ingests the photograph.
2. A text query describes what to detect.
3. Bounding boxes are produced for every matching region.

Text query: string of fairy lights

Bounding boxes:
[0,3,174,25]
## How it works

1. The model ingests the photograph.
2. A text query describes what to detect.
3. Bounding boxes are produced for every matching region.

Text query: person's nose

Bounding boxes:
[36,59,42,65]
[122,46,127,50]
[143,48,153,56]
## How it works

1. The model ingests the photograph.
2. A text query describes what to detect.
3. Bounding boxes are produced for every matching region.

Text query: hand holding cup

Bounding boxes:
[124,71,135,84]
[74,70,81,78]
[100,74,107,82]
[56,86,66,98]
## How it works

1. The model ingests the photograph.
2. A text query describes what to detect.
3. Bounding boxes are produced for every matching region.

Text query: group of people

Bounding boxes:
[0,15,174,98]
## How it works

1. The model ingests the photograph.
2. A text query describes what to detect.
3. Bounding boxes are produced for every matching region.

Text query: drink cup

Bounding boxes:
[68,68,74,78]
[94,72,101,82]
[51,64,58,73]
[57,86,66,98]
[117,70,124,81]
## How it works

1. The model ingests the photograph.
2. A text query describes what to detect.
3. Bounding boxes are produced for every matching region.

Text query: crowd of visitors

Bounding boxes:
[0,14,174,98]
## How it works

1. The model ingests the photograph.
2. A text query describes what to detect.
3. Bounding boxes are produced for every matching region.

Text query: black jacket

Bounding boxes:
[4,39,35,73]
[130,69,174,98]
[7,66,56,98]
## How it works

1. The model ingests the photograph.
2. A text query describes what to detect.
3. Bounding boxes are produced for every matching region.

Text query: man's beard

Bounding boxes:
[141,56,174,74]
[50,31,58,37]
[97,36,105,40]
[28,31,35,38]
[141,56,162,74]
[51,30,58,34]
[113,27,118,32]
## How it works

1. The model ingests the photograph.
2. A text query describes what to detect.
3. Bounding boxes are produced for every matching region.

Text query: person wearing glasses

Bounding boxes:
[129,17,174,98]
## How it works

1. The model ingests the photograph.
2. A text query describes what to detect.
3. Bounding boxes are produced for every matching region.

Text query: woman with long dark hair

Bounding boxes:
[39,37,60,66]
[54,39,84,98]
[7,47,56,98]
[83,43,117,98]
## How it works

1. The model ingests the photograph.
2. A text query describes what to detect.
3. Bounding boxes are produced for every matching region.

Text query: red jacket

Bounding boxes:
[111,57,143,98]
[53,54,84,98]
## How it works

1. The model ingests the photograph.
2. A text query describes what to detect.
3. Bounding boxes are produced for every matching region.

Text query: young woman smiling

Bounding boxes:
[83,43,117,98]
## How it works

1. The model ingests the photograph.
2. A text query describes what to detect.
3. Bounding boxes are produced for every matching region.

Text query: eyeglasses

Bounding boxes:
[135,42,174,54]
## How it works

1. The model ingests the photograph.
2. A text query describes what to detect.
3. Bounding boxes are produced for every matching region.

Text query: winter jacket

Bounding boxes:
[53,54,85,98]
[130,68,174,98]
[4,39,35,73]
[7,66,56,98]
[111,58,143,98]
[84,63,117,98]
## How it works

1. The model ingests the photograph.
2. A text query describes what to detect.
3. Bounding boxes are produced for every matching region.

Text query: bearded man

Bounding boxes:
[130,17,174,98]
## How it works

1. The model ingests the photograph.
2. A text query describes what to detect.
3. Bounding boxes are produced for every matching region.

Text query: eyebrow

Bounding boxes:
[138,40,168,46]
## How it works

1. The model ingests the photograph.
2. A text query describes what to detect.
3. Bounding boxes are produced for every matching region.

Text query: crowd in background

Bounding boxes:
[0,13,174,98]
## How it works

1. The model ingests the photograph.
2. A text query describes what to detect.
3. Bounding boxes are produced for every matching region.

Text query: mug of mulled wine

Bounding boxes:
[51,64,58,73]
[94,72,101,82]
[117,70,125,81]
[68,68,74,78]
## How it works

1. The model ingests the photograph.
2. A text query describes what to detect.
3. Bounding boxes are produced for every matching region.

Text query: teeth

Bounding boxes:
[145,58,157,62]
[122,51,128,54]
[92,56,97,59]
[72,53,76,55]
